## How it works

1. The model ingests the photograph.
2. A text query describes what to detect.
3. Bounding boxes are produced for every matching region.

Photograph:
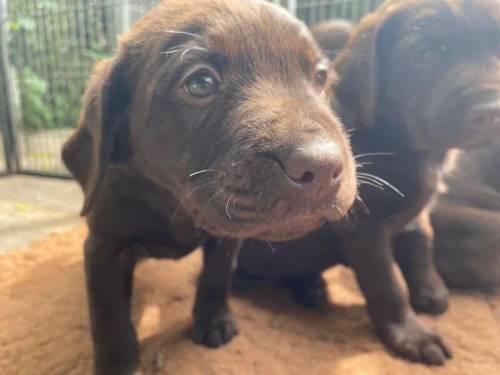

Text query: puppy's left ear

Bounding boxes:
[334,3,403,129]
[62,52,132,216]
[311,19,354,60]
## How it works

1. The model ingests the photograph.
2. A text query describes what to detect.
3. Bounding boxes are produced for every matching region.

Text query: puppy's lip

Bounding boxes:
[195,199,341,239]
[252,217,326,241]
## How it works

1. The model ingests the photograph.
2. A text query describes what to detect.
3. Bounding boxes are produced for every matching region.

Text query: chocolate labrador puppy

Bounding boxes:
[433,145,500,290]
[61,0,357,373]
[237,0,500,365]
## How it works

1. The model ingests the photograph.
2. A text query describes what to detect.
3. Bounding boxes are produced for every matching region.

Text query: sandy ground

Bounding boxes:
[1,225,499,375]
[0,176,81,254]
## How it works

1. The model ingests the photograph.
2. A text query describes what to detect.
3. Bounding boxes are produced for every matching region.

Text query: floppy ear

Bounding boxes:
[62,56,131,216]
[311,19,354,60]
[334,4,402,129]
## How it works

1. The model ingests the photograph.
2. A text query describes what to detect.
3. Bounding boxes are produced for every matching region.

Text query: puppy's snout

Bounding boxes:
[468,100,500,130]
[275,142,344,196]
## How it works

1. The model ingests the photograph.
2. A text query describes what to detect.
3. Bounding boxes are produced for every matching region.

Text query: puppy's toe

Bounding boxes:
[410,280,449,315]
[193,310,239,348]
[379,315,452,366]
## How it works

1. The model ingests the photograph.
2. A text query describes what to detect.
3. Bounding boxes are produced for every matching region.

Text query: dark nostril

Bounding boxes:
[332,163,343,181]
[295,170,315,184]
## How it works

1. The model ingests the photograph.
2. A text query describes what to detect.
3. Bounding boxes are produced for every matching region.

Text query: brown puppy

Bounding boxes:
[61,0,357,373]
[238,0,500,365]
[433,145,500,290]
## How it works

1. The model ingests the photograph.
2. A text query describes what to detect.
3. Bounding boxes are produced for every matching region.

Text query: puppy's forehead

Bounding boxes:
[156,0,322,71]
[206,2,319,65]
[401,0,500,38]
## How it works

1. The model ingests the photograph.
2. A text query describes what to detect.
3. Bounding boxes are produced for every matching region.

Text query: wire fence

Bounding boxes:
[0,0,383,176]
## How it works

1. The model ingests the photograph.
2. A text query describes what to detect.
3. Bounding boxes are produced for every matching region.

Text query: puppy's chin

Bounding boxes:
[252,217,325,242]
[188,199,350,241]
[194,213,325,241]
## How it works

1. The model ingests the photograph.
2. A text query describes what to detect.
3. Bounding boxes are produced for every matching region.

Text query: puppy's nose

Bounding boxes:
[468,100,500,130]
[278,142,344,196]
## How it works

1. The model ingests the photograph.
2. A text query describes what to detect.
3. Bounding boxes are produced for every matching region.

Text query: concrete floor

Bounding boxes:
[0,175,83,254]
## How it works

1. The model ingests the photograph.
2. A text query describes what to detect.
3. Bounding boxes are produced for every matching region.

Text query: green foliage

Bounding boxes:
[7,0,113,130]
[18,67,88,131]
[18,68,52,131]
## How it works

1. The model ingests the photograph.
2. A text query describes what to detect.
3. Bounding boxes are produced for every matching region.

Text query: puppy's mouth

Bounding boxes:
[180,143,357,241]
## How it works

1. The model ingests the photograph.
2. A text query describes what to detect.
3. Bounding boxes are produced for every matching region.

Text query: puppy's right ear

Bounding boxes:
[334,4,402,129]
[62,55,131,216]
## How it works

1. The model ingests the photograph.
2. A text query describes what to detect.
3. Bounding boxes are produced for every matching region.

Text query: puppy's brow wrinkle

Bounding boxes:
[181,46,209,60]
[161,45,208,59]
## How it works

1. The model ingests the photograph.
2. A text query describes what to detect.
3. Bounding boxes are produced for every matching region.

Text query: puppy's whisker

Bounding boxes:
[189,169,223,178]
[171,180,216,223]
[199,188,226,217]
[331,202,342,214]
[358,172,405,197]
[356,194,370,215]
[161,29,201,38]
[225,195,234,220]
[330,49,369,59]
[265,241,277,253]
[161,47,183,55]
[358,178,385,191]
[356,161,374,169]
[181,46,208,60]
[162,45,208,59]
[357,175,384,187]
[354,152,396,159]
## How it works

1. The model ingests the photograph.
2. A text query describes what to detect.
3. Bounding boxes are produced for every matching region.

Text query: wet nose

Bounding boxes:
[468,100,500,130]
[276,142,344,196]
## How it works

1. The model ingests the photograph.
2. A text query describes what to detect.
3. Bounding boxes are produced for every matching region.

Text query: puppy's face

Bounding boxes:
[336,0,500,151]
[381,0,500,149]
[125,0,356,241]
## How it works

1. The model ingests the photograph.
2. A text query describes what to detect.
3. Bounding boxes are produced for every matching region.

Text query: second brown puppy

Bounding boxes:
[238,0,500,366]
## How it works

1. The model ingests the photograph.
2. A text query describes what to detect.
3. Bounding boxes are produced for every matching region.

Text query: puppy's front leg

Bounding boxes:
[84,236,139,375]
[193,237,242,348]
[343,225,452,365]
[394,211,449,315]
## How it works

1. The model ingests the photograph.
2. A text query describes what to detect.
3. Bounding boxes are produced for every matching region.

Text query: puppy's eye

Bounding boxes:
[184,69,220,98]
[314,68,328,86]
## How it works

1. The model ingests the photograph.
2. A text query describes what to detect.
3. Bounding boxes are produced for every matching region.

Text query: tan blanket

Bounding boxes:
[1,226,499,375]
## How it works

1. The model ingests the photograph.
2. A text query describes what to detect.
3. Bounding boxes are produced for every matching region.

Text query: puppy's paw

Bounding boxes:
[94,345,140,375]
[193,310,238,348]
[285,273,329,309]
[409,275,449,315]
[94,361,139,375]
[378,315,452,366]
